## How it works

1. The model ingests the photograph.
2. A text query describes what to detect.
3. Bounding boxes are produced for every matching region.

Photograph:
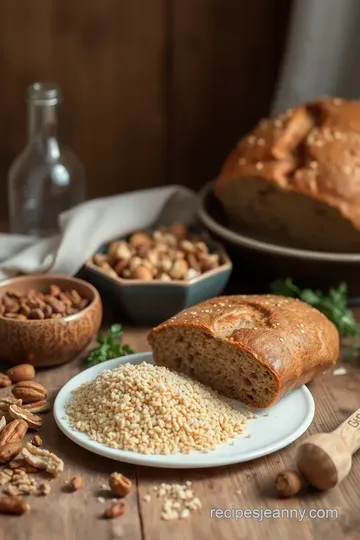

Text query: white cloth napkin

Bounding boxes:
[0,185,197,282]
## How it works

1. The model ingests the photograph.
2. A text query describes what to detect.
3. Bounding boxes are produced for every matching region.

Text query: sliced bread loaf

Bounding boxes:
[148,295,339,408]
[214,98,360,252]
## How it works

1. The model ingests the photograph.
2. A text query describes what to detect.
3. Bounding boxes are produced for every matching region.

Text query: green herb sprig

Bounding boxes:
[270,278,359,338]
[86,324,134,367]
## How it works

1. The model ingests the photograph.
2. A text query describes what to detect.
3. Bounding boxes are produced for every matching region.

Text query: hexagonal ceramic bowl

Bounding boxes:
[81,238,232,326]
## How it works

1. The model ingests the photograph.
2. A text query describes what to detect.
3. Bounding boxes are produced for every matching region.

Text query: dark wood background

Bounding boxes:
[0,0,291,219]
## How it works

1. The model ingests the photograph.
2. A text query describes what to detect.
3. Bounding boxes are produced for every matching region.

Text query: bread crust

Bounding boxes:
[148,295,339,407]
[214,98,360,234]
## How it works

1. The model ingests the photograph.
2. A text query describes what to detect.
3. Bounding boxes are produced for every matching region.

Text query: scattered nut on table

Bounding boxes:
[6,364,35,383]
[108,472,132,497]
[69,475,83,492]
[103,501,126,519]
[275,470,303,497]
[91,224,223,281]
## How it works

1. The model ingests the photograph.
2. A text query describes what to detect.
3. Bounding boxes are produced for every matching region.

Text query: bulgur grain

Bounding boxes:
[66,362,249,455]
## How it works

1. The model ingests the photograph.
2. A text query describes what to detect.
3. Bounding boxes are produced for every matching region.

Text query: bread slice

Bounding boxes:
[148,295,339,408]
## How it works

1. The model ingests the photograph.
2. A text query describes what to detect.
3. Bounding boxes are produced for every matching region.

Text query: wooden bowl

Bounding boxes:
[0,275,102,367]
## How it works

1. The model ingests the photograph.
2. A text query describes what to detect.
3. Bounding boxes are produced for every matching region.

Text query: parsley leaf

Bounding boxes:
[86,324,134,367]
[270,278,359,337]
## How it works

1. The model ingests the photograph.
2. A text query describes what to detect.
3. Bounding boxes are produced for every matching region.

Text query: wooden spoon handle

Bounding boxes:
[333,407,360,454]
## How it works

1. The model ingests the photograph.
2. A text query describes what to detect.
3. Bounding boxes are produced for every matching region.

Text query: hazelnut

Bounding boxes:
[129,233,151,248]
[174,250,185,260]
[275,471,302,497]
[152,230,164,242]
[141,259,154,271]
[94,254,109,266]
[180,239,195,253]
[69,475,83,492]
[169,222,188,238]
[114,259,129,276]
[187,253,201,273]
[108,241,132,261]
[136,243,152,258]
[160,255,173,273]
[185,268,199,280]
[162,233,177,247]
[147,249,160,267]
[99,262,119,279]
[156,243,169,254]
[200,254,220,272]
[194,241,208,254]
[107,241,121,258]
[169,259,188,280]
[131,266,153,280]
[128,256,143,271]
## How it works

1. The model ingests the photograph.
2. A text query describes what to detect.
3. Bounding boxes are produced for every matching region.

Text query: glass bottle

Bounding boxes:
[8,82,86,236]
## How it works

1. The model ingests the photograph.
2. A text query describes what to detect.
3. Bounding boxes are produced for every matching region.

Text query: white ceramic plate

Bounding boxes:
[54,352,315,469]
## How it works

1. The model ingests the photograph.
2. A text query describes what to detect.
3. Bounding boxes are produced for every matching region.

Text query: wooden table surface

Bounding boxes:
[1,322,360,540]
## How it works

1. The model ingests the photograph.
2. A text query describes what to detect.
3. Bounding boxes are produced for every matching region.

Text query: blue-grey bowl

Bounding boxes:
[81,239,232,326]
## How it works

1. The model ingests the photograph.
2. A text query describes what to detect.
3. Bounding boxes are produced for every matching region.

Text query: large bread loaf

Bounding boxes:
[214,98,360,252]
[148,295,339,408]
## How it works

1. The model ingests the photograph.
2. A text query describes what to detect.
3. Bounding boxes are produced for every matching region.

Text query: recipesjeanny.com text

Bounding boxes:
[210,507,338,522]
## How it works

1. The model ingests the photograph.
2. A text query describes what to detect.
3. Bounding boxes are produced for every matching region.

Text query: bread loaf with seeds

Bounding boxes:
[214,98,360,252]
[148,295,339,408]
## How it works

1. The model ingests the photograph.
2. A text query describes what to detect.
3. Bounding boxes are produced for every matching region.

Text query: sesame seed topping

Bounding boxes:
[279,337,284,342]
[257,138,265,146]
[247,135,256,144]
[274,119,283,128]
[238,157,246,165]
[309,160,318,169]
[333,98,343,106]
[300,330,305,334]
[255,162,264,171]
[334,131,342,140]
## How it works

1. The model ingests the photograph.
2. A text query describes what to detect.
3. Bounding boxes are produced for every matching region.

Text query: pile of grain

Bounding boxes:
[65,362,253,455]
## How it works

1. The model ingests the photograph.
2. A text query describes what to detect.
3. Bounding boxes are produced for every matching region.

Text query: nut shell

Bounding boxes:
[12,381,47,404]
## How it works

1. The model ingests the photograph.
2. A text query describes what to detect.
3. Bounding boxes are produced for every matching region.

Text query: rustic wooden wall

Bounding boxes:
[0,0,291,220]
